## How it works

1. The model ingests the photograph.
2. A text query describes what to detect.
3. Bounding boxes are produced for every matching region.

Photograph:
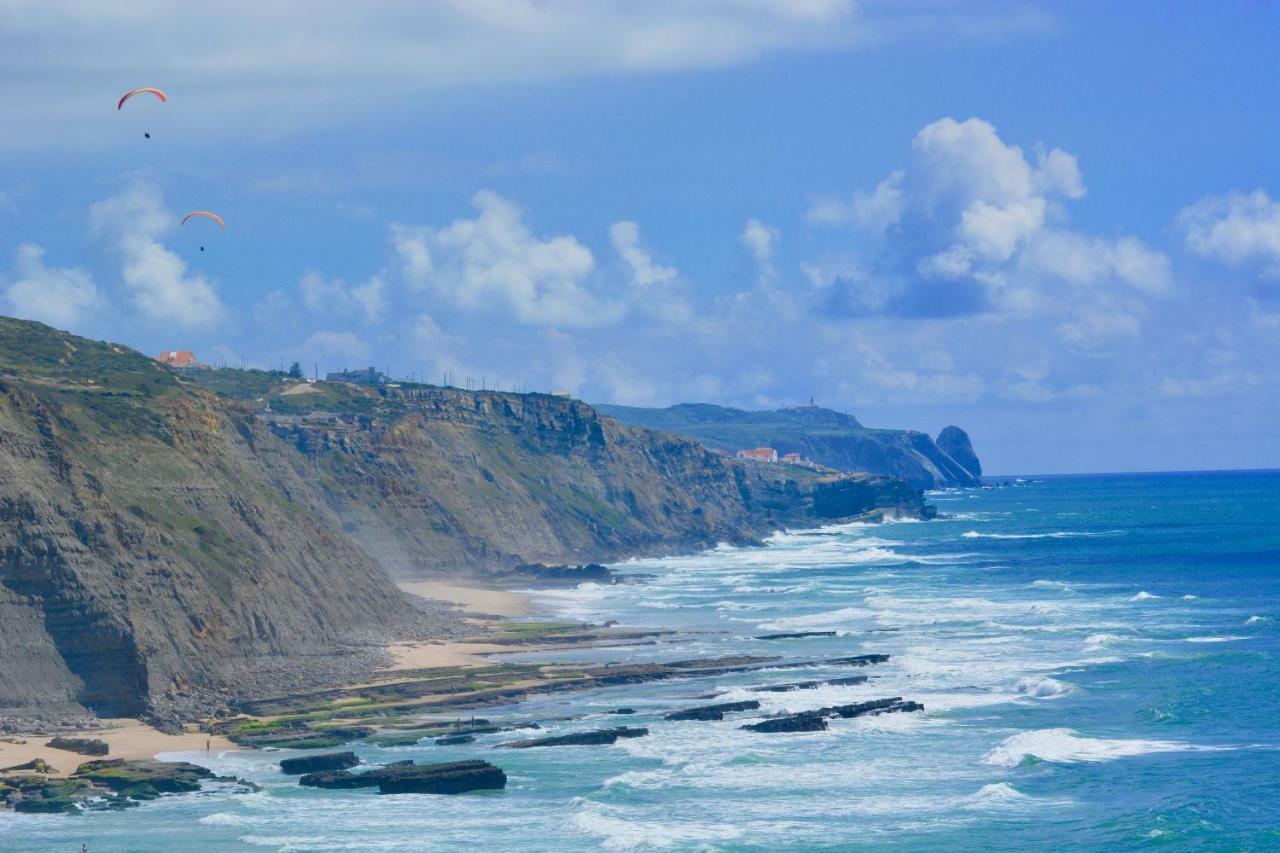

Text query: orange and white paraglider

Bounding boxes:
[118,88,167,138]
[182,211,225,251]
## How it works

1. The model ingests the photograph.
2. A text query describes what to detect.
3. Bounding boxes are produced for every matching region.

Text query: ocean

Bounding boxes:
[5,470,1278,851]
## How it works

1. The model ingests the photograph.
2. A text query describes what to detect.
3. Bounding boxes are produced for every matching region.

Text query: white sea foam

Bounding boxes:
[1015,676,1072,699]
[1084,633,1122,650]
[961,530,1110,540]
[1129,591,1161,601]
[1182,594,1199,600]
[983,728,1202,767]
[1031,579,1073,590]
[1246,615,1271,625]
[200,812,247,826]
[571,801,743,849]
[1185,636,1246,643]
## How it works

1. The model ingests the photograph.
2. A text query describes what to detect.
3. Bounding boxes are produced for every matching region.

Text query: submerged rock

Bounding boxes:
[665,700,761,721]
[279,752,360,775]
[497,727,649,748]
[742,697,924,733]
[752,675,868,693]
[435,735,476,746]
[822,697,923,719]
[47,736,108,756]
[753,631,838,640]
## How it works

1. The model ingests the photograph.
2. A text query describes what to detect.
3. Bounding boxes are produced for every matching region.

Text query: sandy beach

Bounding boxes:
[398,580,531,617]
[0,721,234,779]
[0,583,533,777]
[383,581,539,670]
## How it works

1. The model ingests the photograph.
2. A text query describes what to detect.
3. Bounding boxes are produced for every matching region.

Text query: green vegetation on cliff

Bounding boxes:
[0,318,930,721]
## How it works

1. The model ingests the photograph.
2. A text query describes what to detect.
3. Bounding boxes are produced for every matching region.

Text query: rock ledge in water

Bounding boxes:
[279,752,360,775]
[497,727,649,748]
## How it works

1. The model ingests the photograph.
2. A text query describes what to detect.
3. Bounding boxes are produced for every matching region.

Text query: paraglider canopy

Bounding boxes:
[181,211,226,228]
[117,88,167,110]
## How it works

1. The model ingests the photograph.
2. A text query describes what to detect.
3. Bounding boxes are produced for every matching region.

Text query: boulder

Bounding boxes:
[72,759,213,796]
[435,735,475,746]
[279,752,360,775]
[665,700,761,721]
[47,736,109,756]
[742,712,828,733]
[607,708,636,715]
[2,758,56,774]
[377,760,507,795]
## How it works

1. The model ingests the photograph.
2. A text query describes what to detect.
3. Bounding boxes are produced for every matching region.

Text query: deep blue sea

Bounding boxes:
[5,471,1278,851]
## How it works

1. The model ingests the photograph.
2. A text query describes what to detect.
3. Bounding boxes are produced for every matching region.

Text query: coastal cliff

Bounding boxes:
[0,318,931,721]
[596,403,984,489]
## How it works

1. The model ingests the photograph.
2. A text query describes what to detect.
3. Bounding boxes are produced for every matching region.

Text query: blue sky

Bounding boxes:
[2,1,1278,474]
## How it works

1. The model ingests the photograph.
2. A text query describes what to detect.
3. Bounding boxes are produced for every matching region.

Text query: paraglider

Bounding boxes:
[117,88,167,110]
[182,211,225,252]
[117,88,167,138]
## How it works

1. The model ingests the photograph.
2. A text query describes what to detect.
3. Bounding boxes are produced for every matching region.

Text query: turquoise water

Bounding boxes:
[5,471,1278,851]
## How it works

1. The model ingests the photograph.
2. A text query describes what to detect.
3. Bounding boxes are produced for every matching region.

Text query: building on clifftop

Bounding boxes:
[736,447,778,462]
[154,350,209,370]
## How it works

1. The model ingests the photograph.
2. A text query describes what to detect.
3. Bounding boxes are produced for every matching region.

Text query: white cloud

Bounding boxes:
[1179,189,1280,279]
[88,184,224,328]
[300,330,370,367]
[3,244,99,329]
[3,2,1056,149]
[392,190,622,327]
[740,218,780,264]
[808,116,1170,318]
[299,270,387,322]
[610,221,677,288]
[1056,303,1142,348]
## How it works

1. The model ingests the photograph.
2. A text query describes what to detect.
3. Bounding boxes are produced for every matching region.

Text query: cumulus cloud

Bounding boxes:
[391,190,623,327]
[299,270,387,322]
[741,218,780,263]
[610,221,677,288]
[88,184,224,327]
[1179,189,1280,280]
[3,244,99,329]
[808,116,1170,319]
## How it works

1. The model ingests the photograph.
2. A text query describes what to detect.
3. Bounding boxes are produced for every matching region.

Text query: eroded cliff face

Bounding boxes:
[0,318,930,720]
[0,321,429,721]
[260,387,929,577]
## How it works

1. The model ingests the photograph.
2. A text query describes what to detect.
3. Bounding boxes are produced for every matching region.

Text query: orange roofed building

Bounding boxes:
[154,350,208,370]
[736,447,778,462]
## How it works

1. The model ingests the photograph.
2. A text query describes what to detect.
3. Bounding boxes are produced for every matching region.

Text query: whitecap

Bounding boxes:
[1246,615,1271,625]
[571,802,743,849]
[200,812,247,826]
[961,530,1113,540]
[1181,594,1198,601]
[983,728,1206,767]
[1185,636,1246,643]
[1084,633,1122,650]
[1129,591,1161,601]
[1014,676,1072,699]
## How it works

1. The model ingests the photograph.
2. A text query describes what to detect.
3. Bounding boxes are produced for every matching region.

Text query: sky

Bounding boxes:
[2,0,1278,475]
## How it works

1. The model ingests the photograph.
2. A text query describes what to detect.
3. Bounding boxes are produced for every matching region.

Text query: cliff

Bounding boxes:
[0,318,931,721]
[248,384,930,577]
[0,319,435,722]
[596,403,984,489]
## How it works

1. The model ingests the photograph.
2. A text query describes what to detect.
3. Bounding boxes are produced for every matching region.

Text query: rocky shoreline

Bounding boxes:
[0,611,924,814]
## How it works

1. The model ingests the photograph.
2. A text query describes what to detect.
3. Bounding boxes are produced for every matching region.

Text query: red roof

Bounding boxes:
[155,350,199,368]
